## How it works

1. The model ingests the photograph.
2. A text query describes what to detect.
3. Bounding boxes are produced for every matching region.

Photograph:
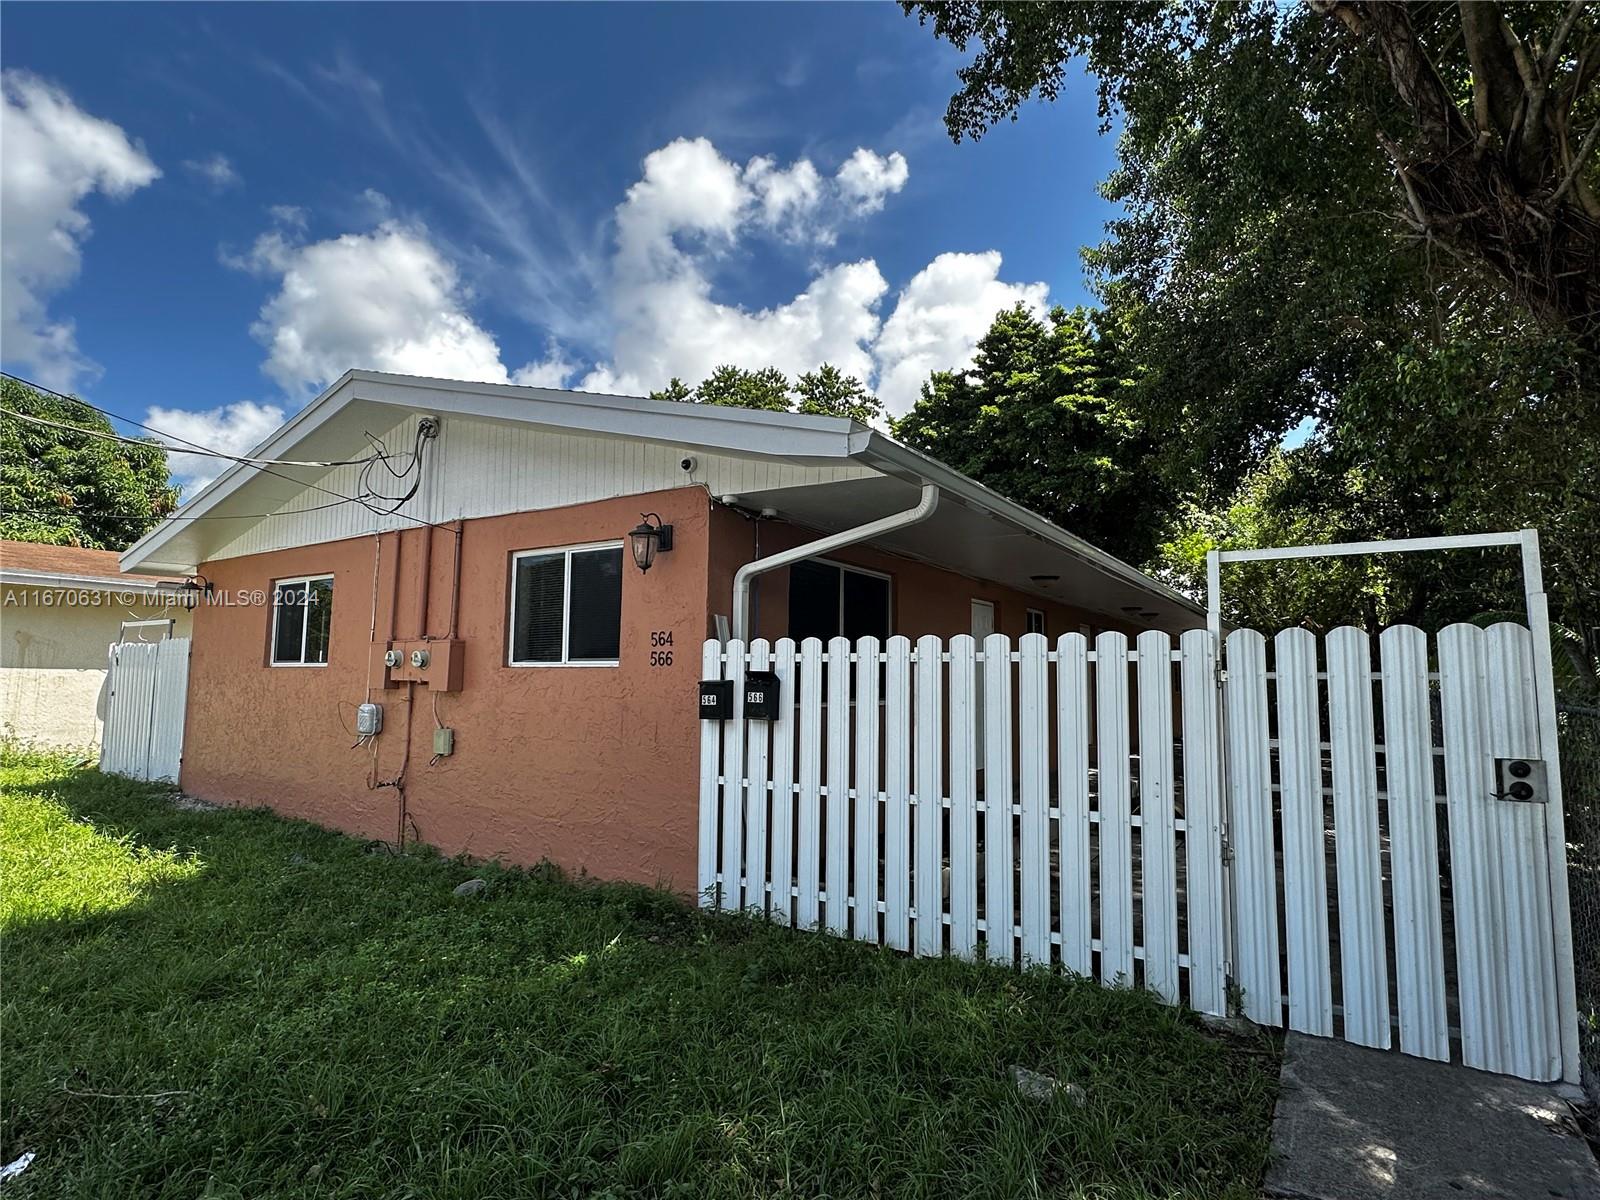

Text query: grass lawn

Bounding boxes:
[1,746,1278,1198]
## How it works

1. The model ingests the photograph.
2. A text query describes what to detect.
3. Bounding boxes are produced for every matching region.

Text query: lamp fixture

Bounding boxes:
[628,513,674,573]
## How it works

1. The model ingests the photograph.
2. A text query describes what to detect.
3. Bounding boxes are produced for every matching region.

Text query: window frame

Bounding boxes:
[269,573,335,667]
[1025,607,1047,637]
[506,540,624,668]
[788,556,893,642]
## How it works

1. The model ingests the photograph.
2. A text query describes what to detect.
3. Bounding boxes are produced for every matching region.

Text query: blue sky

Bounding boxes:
[2,3,1122,490]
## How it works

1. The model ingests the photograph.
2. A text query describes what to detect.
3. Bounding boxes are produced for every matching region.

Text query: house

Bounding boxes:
[1,540,192,748]
[120,370,1200,888]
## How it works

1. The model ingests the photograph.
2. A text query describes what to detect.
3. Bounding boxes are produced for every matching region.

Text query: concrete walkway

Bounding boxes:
[1264,1034,1599,1200]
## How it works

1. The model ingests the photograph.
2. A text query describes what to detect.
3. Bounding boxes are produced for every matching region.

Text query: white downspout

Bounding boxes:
[731,482,939,643]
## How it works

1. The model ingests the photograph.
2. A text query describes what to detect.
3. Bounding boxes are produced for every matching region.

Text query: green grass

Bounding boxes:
[1,746,1277,1199]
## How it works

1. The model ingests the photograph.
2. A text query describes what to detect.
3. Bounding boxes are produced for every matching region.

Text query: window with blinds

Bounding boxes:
[270,575,334,665]
[509,543,623,665]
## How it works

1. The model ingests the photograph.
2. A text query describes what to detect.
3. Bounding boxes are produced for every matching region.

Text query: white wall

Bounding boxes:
[0,584,192,748]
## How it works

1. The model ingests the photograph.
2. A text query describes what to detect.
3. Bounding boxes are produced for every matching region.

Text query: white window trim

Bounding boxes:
[270,574,334,667]
[1026,607,1047,636]
[507,540,623,667]
[795,555,894,639]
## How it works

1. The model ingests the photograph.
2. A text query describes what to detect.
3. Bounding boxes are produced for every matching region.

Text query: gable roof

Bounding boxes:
[121,370,1202,625]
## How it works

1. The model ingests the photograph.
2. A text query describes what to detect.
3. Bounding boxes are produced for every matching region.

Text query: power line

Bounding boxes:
[1,369,422,518]
[0,407,394,469]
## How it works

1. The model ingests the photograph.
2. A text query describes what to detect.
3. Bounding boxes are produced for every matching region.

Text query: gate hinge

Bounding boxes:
[1220,832,1234,863]
[1215,666,1228,686]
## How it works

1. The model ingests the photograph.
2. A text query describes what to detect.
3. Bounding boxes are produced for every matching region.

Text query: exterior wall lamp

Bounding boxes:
[629,513,674,573]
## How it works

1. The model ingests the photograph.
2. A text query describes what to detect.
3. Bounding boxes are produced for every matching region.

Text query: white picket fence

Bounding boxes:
[100,638,190,783]
[699,623,1575,1083]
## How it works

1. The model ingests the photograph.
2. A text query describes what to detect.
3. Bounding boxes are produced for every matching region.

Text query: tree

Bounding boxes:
[0,376,179,549]
[905,1,1600,633]
[650,363,885,423]
[895,305,1171,565]
[794,364,884,424]
[905,2,1600,346]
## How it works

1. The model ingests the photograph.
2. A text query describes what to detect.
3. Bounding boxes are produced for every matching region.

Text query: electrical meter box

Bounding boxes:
[356,702,383,736]
[742,671,780,721]
[698,679,733,720]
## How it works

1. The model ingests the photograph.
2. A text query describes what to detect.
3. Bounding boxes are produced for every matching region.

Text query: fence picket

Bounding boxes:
[796,638,824,929]
[1274,628,1333,1036]
[1137,630,1179,1003]
[1326,626,1391,1048]
[852,636,882,943]
[148,640,190,782]
[1439,623,1501,1072]
[948,635,979,959]
[1226,629,1281,1025]
[1017,633,1051,965]
[1483,623,1561,1080]
[1178,630,1226,1016]
[1378,625,1449,1061]
[1096,631,1133,984]
[915,635,945,957]
[744,639,772,916]
[883,637,913,951]
[719,639,747,914]
[769,639,797,927]
[983,632,1016,966]
[1057,634,1093,977]
[826,636,853,935]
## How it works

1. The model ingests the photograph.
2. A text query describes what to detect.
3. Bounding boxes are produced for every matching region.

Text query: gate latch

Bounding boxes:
[1491,758,1547,804]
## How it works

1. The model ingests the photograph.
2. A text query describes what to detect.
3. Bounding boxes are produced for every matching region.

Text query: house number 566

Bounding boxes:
[649,629,674,667]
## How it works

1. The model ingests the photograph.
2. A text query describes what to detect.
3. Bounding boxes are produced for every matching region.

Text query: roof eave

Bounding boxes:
[855,432,1204,618]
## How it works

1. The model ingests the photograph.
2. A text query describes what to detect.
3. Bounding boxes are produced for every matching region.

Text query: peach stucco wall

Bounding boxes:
[182,485,1151,891]
[182,486,712,889]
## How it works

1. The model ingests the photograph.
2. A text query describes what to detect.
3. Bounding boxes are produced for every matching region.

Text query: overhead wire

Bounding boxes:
[1,370,441,524]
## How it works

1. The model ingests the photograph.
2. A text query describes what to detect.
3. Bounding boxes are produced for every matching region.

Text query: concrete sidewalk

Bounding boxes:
[1264,1034,1599,1200]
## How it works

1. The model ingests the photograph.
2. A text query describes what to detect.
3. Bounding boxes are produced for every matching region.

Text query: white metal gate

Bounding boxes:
[101,637,190,783]
[698,620,1578,1083]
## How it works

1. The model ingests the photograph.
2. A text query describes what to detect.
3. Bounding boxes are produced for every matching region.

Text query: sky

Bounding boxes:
[1,3,1124,492]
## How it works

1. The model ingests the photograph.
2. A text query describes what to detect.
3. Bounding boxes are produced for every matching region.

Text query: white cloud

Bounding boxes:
[182,152,240,191]
[836,148,910,216]
[874,251,1050,416]
[510,342,577,389]
[267,203,308,229]
[585,138,921,395]
[0,71,160,388]
[226,136,1038,433]
[145,400,286,494]
[236,220,517,394]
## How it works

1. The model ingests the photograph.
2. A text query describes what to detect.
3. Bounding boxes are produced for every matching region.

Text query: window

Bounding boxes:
[1026,608,1047,637]
[509,543,623,665]
[788,559,890,642]
[271,575,334,665]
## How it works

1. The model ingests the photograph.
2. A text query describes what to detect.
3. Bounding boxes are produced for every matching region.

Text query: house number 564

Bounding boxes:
[649,629,674,667]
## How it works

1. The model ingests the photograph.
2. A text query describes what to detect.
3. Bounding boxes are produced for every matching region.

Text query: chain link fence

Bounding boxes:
[1561,700,1599,1103]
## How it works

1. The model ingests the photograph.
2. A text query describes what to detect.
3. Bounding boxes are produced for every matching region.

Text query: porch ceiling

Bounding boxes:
[723,475,1201,632]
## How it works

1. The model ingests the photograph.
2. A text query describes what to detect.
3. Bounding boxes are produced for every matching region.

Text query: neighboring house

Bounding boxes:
[1,541,191,748]
[120,370,1200,888]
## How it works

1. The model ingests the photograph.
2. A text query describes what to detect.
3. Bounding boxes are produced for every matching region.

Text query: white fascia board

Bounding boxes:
[1,569,179,596]
[342,371,866,460]
[856,432,1204,617]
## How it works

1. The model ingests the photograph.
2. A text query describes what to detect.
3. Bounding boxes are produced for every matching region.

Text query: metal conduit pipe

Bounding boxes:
[730,482,939,643]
